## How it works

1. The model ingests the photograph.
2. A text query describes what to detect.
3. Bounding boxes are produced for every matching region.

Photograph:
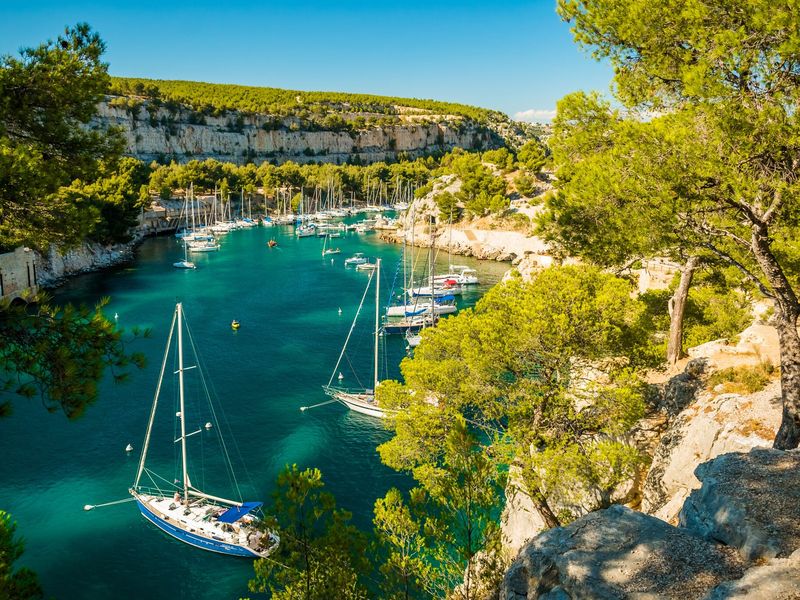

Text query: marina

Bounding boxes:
[0,221,508,600]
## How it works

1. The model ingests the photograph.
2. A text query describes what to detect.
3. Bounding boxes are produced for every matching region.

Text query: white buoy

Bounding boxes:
[338,372,344,381]
[338,307,342,315]
[125,443,133,452]
[330,258,334,264]
[176,411,181,418]
[204,422,212,429]
[114,312,119,320]
[84,504,94,511]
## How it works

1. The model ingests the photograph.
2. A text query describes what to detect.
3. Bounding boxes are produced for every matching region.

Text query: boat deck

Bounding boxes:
[134,493,277,558]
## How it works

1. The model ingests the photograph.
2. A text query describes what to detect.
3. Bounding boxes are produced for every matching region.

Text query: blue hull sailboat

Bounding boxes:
[129,302,278,558]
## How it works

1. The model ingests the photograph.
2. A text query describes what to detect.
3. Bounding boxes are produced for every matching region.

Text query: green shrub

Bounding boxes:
[707,361,777,394]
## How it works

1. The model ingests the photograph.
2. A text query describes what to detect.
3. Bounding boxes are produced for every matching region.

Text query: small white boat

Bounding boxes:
[323,248,341,256]
[433,267,479,285]
[187,241,220,253]
[344,252,368,266]
[385,300,457,317]
[174,241,197,269]
[356,262,376,271]
[296,225,316,238]
[405,332,421,348]
[407,283,463,298]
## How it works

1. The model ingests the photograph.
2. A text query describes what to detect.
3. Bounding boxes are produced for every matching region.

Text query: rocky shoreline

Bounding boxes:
[35,236,143,289]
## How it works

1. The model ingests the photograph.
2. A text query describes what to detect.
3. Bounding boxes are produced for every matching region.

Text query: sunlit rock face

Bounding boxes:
[93,99,505,165]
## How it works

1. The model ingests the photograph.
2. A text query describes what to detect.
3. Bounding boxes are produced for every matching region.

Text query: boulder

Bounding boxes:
[704,548,800,599]
[501,483,548,555]
[680,448,800,562]
[502,505,743,600]
[641,381,781,524]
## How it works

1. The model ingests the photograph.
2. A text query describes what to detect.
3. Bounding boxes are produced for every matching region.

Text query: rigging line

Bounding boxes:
[186,323,257,499]
[144,469,169,498]
[145,467,179,489]
[342,353,365,390]
[134,306,177,489]
[183,317,243,503]
[386,253,403,310]
[326,268,375,387]
[178,311,237,497]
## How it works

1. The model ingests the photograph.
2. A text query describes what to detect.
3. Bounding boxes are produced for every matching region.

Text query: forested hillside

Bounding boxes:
[109,77,508,125]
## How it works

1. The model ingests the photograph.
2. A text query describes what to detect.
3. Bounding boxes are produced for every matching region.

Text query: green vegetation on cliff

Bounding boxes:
[108,77,507,126]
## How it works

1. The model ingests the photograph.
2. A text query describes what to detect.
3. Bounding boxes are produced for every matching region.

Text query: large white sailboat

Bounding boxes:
[129,303,279,558]
[323,259,390,418]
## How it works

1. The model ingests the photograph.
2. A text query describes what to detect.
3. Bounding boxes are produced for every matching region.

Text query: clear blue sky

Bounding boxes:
[0,0,613,122]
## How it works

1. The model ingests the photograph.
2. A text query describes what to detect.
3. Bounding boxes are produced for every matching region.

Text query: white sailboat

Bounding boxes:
[129,303,279,558]
[321,235,341,257]
[344,252,368,266]
[323,259,390,418]
[173,240,196,269]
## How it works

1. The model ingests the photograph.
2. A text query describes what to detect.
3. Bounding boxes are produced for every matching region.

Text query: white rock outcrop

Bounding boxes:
[705,549,800,599]
[502,505,744,600]
[641,379,781,524]
[94,100,500,165]
[35,241,136,287]
[680,448,800,561]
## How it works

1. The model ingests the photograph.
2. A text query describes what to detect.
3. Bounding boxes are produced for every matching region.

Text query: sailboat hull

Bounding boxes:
[327,390,386,418]
[134,498,270,558]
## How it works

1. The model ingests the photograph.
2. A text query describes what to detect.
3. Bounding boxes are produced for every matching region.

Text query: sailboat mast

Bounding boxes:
[133,308,178,489]
[374,258,381,391]
[177,303,189,504]
[428,215,434,293]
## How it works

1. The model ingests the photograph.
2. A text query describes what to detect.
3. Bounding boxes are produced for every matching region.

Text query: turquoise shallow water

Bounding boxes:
[0,223,508,599]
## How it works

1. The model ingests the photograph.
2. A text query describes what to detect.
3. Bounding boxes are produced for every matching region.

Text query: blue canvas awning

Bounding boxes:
[217,501,262,523]
[435,295,455,303]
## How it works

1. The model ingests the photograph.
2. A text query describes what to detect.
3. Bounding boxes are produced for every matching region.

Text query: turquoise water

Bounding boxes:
[0,223,508,599]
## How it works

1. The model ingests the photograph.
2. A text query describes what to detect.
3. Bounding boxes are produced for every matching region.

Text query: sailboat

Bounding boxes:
[129,303,279,558]
[323,259,390,418]
[321,234,340,257]
[173,240,196,269]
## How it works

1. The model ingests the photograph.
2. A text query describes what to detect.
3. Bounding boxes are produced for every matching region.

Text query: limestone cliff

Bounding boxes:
[94,98,508,165]
[501,449,800,599]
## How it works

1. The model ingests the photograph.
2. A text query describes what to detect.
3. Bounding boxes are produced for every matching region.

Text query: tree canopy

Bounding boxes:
[0,511,42,600]
[0,25,145,419]
[0,23,125,252]
[554,0,800,447]
[379,266,651,532]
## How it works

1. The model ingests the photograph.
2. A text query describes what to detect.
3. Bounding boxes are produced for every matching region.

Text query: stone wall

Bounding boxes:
[0,247,39,300]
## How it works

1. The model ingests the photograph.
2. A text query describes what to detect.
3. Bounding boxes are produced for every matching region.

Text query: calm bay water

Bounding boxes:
[0,223,508,599]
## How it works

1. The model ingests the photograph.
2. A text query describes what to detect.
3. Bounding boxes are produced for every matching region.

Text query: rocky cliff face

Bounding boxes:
[94,99,503,164]
[497,319,797,599]
[35,240,138,287]
[501,449,800,600]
